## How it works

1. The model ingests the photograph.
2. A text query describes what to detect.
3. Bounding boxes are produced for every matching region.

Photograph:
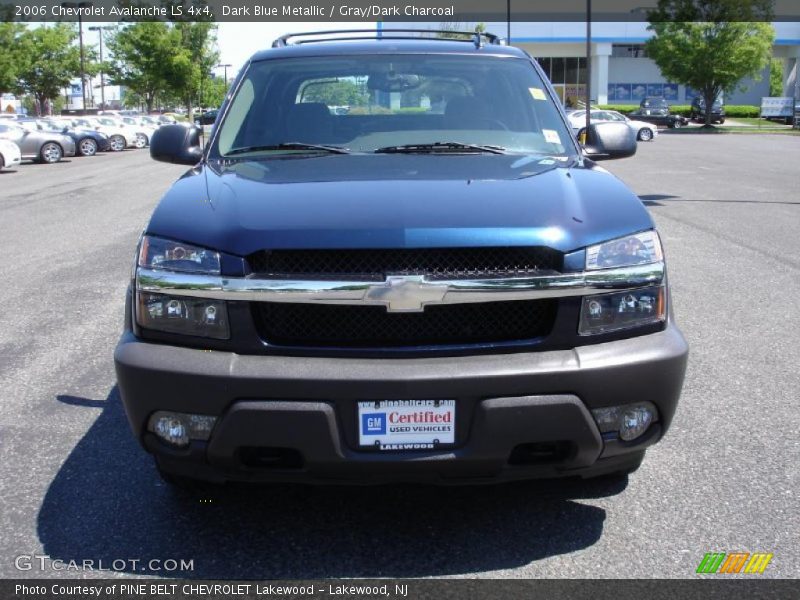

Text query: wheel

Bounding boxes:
[637,128,653,142]
[718,118,725,125]
[78,137,98,157]
[39,142,63,164]
[0,154,5,170]
[134,133,148,149]
[672,119,683,129]
[109,135,125,152]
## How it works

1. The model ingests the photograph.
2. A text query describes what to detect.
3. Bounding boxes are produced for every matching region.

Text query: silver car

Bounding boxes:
[0,121,76,163]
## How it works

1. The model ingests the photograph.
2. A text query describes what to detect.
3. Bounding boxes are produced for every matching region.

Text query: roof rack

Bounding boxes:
[271,29,506,49]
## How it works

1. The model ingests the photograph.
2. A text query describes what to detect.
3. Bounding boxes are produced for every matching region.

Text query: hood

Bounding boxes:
[146,154,653,258]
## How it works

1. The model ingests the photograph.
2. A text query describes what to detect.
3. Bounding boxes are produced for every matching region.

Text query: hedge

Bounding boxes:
[596,104,761,118]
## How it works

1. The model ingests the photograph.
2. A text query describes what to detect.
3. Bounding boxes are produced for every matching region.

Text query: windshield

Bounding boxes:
[211,54,575,159]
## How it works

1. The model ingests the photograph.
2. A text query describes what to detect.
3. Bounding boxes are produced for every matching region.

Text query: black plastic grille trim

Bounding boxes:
[252,299,557,348]
[248,247,562,281]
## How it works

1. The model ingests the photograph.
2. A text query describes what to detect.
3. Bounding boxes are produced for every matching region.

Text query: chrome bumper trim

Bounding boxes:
[136,262,665,313]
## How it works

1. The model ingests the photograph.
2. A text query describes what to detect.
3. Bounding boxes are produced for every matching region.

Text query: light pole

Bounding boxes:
[585,0,592,140]
[61,1,93,111]
[216,63,232,85]
[88,25,112,109]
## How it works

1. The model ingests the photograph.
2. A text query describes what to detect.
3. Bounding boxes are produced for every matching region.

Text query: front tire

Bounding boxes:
[637,128,654,141]
[672,119,683,129]
[39,142,63,164]
[78,137,98,157]
[109,135,125,152]
[134,133,148,149]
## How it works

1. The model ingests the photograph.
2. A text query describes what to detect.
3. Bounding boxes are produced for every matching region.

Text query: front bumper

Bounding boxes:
[114,321,688,484]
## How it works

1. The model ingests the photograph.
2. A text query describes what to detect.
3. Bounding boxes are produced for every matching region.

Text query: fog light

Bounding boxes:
[619,405,655,441]
[591,401,658,442]
[147,411,217,448]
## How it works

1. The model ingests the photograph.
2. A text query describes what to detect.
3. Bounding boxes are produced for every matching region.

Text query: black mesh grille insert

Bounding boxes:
[248,247,562,280]
[252,299,557,348]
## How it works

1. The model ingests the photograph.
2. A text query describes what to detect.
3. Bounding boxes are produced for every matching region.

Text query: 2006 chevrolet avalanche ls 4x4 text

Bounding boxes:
[114,30,688,486]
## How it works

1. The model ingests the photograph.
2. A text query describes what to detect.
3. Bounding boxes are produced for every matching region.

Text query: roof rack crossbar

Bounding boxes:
[272,29,505,48]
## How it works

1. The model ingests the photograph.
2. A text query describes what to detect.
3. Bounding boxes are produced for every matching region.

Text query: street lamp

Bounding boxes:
[216,63,232,85]
[585,0,592,140]
[61,1,93,112]
[88,25,113,110]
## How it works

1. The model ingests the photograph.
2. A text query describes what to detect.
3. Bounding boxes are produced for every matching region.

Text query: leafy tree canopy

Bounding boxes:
[646,0,775,125]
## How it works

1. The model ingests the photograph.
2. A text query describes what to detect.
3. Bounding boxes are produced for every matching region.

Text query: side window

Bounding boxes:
[217,78,254,155]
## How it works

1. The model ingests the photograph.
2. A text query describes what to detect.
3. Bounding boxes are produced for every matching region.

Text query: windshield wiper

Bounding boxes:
[374,142,507,155]
[226,142,350,156]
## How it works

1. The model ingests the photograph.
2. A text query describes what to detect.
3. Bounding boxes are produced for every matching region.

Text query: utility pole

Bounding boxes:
[507,0,511,43]
[585,0,592,140]
[217,63,232,85]
[88,25,112,109]
[61,2,93,112]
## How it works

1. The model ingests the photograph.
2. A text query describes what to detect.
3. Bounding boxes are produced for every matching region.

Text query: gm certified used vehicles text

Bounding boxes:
[115,31,688,486]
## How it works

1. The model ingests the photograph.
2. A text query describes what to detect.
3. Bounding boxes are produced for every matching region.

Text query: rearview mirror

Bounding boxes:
[582,122,637,161]
[150,124,202,165]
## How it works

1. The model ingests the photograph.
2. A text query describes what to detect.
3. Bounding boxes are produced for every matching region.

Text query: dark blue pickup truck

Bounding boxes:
[114,30,688,486]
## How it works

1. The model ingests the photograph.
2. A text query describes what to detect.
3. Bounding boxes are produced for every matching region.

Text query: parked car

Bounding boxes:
[117,30,687,487]
[65,117,133,152]
[194,109,219,125]
[93,116,149,149]
[121,116,158,146]
[568,109,658,141]
[629,97,688,129]
[690,96,726,124]
[75,117,141,150]
[155,113,179,125]
[0,138,22,170]
[0,121,76,163]
[23,118,110,157]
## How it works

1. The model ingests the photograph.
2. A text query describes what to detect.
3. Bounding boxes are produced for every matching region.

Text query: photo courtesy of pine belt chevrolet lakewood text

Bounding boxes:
[113,30,688,487]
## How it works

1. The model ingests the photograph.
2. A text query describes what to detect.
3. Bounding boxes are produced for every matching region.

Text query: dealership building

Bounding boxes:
[500,21,800,106]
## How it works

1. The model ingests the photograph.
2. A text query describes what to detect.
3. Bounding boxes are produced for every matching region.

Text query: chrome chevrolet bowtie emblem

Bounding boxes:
[364,275,448,312]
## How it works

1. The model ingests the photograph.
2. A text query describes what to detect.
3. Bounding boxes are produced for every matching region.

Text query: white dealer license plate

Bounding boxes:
[358,400,456,450]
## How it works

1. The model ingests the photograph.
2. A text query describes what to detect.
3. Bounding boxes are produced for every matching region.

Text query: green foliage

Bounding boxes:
[769,58,784,96]
[0,23,31,98]
[17,25,81,116]
[106,21,218,114]
[200,75,227,109]
[597,104,760,118]
[106,22,174,112]
[645,0,775,126]
[302,80,369,107]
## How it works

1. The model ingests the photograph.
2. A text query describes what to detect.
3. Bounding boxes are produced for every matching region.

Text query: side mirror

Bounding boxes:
[150,124,202,165]
[582,122,637,161]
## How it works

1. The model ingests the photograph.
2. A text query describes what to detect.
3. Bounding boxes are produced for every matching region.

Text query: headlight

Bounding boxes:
[579,285,665,336]
[138,235,220,274]
[135,236,228,338]
[586,230,663,270]
[136,291,230,339]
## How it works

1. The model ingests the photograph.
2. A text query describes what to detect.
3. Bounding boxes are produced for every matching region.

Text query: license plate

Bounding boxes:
[358,400,455,450]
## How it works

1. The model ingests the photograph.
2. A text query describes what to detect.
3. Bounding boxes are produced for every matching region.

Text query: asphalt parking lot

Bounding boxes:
[0,135,798,579]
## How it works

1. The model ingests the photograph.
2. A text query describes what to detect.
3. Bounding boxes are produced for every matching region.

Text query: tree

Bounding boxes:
[106,22,174,113]
[17,25,81,116]
[0,23,31,99]
[646,0,775,126]
[769,58,783,96]
[168,22,219,117]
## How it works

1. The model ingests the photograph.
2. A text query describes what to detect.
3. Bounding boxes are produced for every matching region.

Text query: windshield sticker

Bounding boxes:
[538,159,556,165]
[529,87,548,101]
[543,129,561,145]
